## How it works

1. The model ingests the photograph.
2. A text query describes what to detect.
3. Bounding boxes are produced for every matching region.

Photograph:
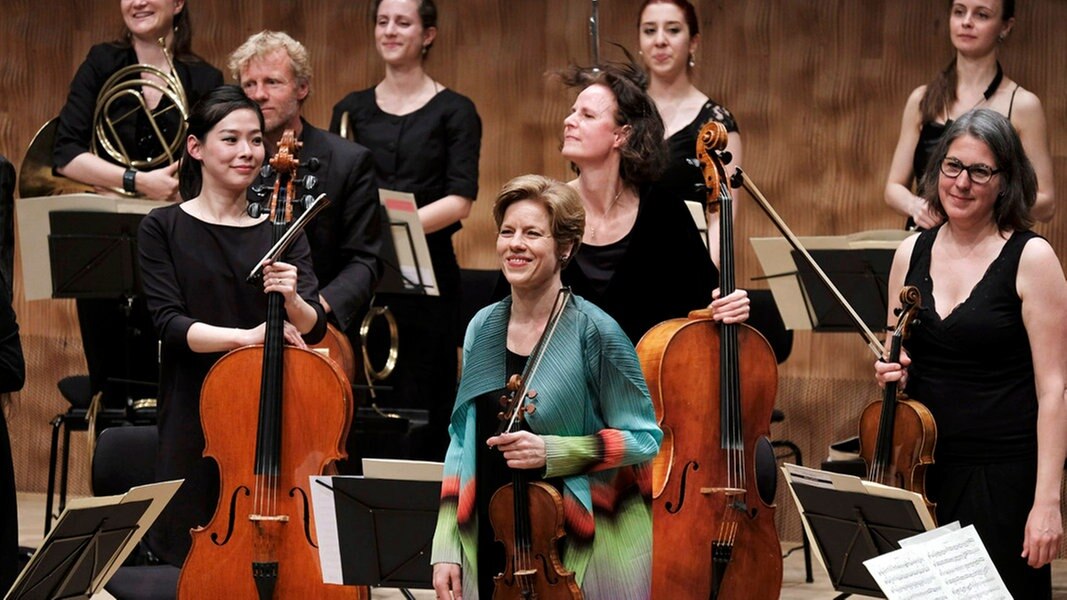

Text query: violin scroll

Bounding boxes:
[890,285,923,343]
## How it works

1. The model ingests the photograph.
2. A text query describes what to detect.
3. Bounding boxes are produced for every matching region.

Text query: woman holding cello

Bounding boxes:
[431,175,662,599]
[138,85,326,567]
[557,60,748,345]
[875,109,1067,598]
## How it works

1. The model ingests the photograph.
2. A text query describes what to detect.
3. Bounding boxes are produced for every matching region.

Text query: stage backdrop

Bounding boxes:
[1,0,1064,547]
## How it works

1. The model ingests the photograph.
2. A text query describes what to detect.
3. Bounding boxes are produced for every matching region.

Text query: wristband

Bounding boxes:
[122,168,137,194]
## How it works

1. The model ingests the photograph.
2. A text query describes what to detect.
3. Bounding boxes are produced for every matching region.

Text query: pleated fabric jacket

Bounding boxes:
[431,294,662,599]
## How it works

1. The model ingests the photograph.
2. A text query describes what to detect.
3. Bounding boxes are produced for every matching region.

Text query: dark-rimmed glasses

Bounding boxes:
[940,158,1001,184]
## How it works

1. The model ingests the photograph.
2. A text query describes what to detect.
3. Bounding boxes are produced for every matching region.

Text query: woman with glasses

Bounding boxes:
[883,0,1054,230]
[875,109,1067,598]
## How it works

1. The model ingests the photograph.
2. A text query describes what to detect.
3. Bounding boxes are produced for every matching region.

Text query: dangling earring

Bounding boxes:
[998,33,1006,43]
[688,53,696,68]
[422,45,429,55]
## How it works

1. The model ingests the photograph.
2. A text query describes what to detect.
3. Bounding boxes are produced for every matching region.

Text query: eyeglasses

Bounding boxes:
[940,158,1001,185]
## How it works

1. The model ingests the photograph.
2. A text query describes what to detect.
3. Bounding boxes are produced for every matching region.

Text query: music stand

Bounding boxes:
[791,248,894,334]
[376,189,437,297]
[750,230,911,335]
[5,480,180,600]
[47,210,158,407]
[48,211,143,299]
[782,465,934,599]
[310,474,440,592]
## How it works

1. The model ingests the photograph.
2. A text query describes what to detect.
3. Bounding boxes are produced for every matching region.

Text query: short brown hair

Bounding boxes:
[493,175,585,266]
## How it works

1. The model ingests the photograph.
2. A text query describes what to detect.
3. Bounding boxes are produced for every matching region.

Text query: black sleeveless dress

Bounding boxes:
[903,226,1049,598]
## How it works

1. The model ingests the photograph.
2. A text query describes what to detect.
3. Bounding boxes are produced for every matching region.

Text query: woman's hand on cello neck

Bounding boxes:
[707,288,750,324]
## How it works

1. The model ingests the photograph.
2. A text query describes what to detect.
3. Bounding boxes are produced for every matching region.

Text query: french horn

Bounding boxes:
[19,38,188,198]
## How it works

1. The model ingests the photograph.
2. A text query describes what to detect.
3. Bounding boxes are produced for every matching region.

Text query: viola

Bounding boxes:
[639,121,782,599]
[488,289,582,600]
[858,286,937,516]
[177,131,365,599]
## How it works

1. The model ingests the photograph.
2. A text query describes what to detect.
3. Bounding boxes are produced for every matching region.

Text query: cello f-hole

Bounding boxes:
[211,485,251,546]
[664,460,699,514]
[289,486,317,548]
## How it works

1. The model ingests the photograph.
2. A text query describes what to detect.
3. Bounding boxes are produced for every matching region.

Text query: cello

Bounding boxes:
[638,122,782,599]
[488,288,582,600]
[858,286,936,515]
[177,131,365,599]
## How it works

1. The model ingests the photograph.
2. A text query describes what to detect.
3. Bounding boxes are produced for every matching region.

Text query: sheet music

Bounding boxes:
[309,476,344,585]
[863,524,1010,600]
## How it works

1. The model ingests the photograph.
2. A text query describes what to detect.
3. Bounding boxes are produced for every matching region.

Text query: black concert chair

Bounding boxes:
[745,288,813,583]
[91,425,179,599]
[43,376,129,535]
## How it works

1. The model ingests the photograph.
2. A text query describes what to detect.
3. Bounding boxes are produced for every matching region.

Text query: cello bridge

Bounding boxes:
[248,514,290,523]
[701,487,745,495]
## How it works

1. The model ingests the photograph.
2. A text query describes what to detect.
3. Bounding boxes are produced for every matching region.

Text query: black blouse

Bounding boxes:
[563,186,716,344]
[653,99,739,206]
[54,43,223,169]
[329,88,482,240]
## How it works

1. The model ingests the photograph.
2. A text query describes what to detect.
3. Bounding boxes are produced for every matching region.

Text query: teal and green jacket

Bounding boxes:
[431,295,662,599]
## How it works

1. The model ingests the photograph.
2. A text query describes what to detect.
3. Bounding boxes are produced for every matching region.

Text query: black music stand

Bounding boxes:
[377,212,436,297]
[790,248,894,334]
[786,475,930,599]
[46,210,158,406]
[5,480,180,600]
[313,476,439,595]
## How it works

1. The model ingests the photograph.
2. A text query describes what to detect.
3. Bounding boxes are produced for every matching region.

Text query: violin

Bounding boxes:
[177,131,364,599]
[638,122,782,599]
[488,289,581,600]
[858,286,937,516]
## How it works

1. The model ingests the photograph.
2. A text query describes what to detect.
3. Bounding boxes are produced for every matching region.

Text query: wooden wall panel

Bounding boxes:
[1,2,1065,547]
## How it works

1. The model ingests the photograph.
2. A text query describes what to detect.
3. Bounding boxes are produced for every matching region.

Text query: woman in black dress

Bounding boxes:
[884,0,1054,229]
[875,109,1067,598]
[52,0,223,417]
[637,0,741,268]
[330,0,480,460]
[54,0,223,201]
[138,86,325,566]
[558,61,748,345]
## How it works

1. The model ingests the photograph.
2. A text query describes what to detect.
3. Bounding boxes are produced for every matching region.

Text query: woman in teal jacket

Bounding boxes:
[431,175,662,600]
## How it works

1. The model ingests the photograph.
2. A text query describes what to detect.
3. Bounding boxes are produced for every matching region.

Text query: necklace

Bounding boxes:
[587,189,624,241]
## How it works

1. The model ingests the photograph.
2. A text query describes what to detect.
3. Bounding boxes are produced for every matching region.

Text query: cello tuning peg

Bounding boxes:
[300,174,319,191]
[719,150,733,165]
[685,157,700,169]
[892,307,903,317]
[301,195,317,211]
[250,184,269,199]
[246,202,263,218]
[260,164,273,178]
[305,157,321,172]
